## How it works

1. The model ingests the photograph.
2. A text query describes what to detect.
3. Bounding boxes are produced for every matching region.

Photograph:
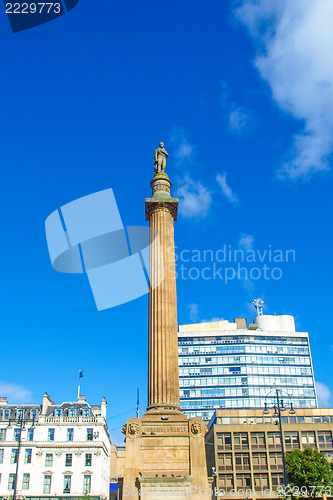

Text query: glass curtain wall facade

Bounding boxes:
[178,316,317,420]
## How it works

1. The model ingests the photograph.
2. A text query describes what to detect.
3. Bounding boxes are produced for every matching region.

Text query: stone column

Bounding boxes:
[145,173,180,411]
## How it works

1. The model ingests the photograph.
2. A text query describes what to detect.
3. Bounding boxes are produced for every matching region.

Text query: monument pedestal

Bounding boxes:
[122,411,209,499]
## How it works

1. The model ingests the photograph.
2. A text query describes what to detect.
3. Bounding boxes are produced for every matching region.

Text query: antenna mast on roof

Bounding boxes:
[253,298,264,317]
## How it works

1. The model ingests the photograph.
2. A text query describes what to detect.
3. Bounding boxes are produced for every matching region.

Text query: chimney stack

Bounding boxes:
[41,393,52,415]
[101,397,107,419]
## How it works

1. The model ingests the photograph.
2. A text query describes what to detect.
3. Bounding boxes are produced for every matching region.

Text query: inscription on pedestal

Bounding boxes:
[143,425,188,435]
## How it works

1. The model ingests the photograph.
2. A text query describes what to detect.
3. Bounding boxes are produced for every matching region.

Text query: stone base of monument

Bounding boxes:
[121,411,210,500]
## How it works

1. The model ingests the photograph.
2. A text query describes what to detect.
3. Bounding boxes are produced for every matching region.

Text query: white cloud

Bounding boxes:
[228,108,250,132]
[220,81,252,133]
[188,303,199,323]
[169,127,196,162]
[236,0,333,180]
[176,176,212,218]
[0,381,33,403]
[316,381,332,407]
[201,316,225,323]
[238,233,254,250]
[216,173,239,205]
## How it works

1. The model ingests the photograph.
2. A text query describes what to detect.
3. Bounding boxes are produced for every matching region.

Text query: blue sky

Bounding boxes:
[1,0,333,444]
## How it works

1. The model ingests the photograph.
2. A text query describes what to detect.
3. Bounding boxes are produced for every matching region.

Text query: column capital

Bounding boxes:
[145,173,178,220]
[145,199,178,221]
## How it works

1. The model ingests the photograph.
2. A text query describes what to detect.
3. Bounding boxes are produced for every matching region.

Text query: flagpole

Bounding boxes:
[136,388,139,418]
[77,370,80,400]
[78,370,83,400]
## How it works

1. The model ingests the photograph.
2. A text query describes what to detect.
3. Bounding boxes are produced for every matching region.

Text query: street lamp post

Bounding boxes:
[7,414,36,500]
[264,388,296,496]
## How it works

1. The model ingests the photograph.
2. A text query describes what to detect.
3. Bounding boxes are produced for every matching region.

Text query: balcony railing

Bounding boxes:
[44,416,98,423]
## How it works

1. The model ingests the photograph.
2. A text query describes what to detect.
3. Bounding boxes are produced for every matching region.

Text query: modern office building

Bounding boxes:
[0,393,111,499]
[206,407,333,500]
[178,314,317,421]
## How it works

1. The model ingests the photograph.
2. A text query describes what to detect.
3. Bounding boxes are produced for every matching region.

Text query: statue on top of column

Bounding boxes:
[154,142,169,174]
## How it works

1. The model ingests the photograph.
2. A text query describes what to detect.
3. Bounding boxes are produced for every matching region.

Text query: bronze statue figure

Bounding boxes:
[154,142,169,174]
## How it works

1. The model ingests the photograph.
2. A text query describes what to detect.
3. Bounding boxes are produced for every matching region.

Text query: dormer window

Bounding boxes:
[54,409,63,417]
[17,409,24,419]
[82,409,90,417]
[3,409,11,420]
[30,409,37,420]
[68,408,76,417]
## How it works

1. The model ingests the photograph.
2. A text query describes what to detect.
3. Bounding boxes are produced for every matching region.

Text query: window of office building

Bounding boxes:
[27,428,34,441]
[217,453,232,470]
[251,432,265,449]
[22,473,30,490]
[271,474,284,487]
[45,453,53,467]
[63,475,71,493]
[236,474,251,488]
[0,429,6,441]
[284,431,299,448]
[218,474,234,491]
[0,448,3,464]
[267,432,281,448]
[253,474,269,490]
[235,453,250,470]
[252,453,267,470]
[8,473,15,490]
[234,433,249,449]
[217,433,232,449]
[318,431,332,449]
[48,428,55,441]
[87,428,93,441]
[85,453,92,466]
[67,428,74,441]
[25,449,32,464]
[83,475,91,494]
[43,475,52,494]
[10,449,18,463]
[65,453,73,467]
[269,453,283,470]
[301,431,316,446]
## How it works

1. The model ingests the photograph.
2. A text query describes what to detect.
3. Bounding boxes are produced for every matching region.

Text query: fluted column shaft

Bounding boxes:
[145,174,180,411]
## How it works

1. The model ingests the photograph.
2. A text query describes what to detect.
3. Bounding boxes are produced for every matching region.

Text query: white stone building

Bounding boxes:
[0,393,111,499]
